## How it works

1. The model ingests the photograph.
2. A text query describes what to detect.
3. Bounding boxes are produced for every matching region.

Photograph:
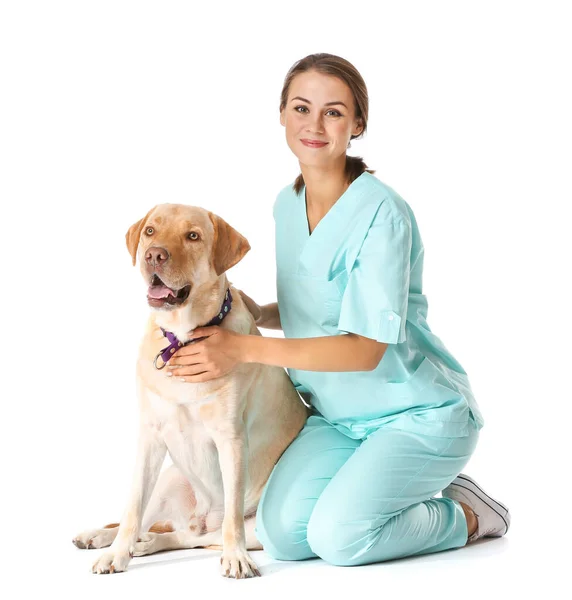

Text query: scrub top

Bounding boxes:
[274,171,484,440]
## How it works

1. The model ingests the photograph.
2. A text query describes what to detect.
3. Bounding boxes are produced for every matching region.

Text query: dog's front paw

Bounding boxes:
[73,527,118,550]
[220,548,261,579]
[92,549,132,574]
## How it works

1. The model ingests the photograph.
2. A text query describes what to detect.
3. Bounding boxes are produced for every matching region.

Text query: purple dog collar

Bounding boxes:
[153,288,233,370]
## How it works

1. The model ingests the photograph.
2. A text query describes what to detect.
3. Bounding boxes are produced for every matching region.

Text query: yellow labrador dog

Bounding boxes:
[73,204,308,578]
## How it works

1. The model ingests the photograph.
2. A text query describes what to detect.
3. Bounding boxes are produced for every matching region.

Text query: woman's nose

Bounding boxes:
[307,114,324,133]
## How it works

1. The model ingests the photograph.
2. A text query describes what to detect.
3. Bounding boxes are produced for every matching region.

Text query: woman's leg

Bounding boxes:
[255,414,360,560]
[305,422,480,566]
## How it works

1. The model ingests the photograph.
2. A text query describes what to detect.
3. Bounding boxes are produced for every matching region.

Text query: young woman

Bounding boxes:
[165,53,511,566]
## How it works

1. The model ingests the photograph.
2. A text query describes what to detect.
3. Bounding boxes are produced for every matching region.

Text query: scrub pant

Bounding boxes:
[255,414,479,566]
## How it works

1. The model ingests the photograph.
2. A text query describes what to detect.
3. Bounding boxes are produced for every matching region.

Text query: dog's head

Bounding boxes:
[125,204,250,310]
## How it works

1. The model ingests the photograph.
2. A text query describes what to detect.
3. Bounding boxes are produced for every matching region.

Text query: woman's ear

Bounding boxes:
[353,117,364,137]
[280,108,286,127]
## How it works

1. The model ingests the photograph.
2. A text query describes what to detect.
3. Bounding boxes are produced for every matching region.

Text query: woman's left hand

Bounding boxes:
[165,326,247,383]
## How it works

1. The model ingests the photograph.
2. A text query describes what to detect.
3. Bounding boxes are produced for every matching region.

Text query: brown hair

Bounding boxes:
[279,53,375,195]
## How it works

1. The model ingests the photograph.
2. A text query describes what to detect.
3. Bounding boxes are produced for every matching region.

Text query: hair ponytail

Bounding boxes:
[293,173,305,195]
[345,155,375,184]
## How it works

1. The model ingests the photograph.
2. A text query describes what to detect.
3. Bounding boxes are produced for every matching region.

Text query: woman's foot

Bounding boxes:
[458,501,478,537]
[442,474,511,543]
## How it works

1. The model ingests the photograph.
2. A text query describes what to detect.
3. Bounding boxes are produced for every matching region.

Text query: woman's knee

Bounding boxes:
[255,486,314,561]
[307,501,392,566]
[254,414,358,562]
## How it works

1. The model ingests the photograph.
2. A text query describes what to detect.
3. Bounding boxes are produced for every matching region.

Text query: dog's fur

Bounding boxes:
[73,204,308,578]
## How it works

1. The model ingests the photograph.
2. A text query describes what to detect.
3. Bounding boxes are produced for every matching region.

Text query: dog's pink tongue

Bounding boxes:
[148,285,175,299]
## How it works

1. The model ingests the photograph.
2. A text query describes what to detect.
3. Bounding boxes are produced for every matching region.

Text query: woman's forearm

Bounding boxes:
[242,332,387,372]
[257,302,282,330]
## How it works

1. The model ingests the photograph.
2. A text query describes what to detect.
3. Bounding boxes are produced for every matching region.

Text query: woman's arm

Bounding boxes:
[167,327,388,382]
[242,332,388,372]
[237,292,386,369]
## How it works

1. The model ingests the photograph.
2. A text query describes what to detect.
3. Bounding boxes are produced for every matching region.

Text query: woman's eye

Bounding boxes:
[188,232,200,241]
[146,227,154,235]
[295,106,342,117]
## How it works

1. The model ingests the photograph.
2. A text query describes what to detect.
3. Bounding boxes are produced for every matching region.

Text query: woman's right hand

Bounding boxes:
[238,289,263,324]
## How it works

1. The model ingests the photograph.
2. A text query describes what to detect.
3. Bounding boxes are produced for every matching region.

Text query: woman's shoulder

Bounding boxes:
[359,172,413,226]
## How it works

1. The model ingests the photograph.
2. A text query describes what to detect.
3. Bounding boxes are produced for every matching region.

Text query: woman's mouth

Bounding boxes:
[301,139,328,148]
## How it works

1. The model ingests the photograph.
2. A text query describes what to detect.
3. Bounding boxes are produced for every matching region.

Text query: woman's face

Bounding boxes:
[280,70,363,169]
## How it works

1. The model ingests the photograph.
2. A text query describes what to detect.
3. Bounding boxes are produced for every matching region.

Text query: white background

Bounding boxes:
[1,1,570,598]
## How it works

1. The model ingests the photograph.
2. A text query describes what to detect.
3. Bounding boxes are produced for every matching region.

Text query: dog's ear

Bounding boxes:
[208,212,251,276]
[125,207,155,266]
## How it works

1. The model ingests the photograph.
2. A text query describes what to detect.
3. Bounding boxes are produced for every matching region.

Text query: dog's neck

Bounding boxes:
[151,276,231,343]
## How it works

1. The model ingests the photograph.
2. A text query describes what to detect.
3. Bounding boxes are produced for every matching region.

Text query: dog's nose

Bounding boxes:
[145,246,170,267]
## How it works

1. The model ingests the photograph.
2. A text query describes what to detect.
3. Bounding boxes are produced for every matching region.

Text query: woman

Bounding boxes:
[166,53,510,566]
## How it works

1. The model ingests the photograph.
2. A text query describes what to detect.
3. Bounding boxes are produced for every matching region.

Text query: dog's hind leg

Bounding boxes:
[133,514,261,557]
[141,465,196,533]
[73,465,195,551]
[72,523,119,550]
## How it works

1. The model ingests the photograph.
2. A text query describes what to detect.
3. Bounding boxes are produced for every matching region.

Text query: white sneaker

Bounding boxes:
[442,474,511,543]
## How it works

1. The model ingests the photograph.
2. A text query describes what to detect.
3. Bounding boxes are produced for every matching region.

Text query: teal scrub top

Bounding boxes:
[274,171,484,440]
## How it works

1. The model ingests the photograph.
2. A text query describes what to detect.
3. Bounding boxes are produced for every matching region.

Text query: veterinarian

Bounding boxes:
[165,53,510,566]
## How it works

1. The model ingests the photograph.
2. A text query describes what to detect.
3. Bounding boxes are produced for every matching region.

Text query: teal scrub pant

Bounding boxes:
[255,414,479,566]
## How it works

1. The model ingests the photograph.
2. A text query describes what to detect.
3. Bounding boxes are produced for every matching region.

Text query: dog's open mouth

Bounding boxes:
[147,274,191,308]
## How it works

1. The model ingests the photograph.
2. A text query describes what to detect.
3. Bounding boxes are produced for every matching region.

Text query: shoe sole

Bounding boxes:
[447,474,511,535]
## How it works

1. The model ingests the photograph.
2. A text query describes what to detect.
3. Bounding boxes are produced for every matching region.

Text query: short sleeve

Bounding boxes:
[338,216,412,344]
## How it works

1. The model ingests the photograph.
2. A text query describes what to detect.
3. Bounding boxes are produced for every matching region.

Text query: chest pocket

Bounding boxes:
[277,269,348,334]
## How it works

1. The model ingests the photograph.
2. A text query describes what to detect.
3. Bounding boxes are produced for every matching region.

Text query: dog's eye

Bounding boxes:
[145,227,154,235]
[188,232,200,241]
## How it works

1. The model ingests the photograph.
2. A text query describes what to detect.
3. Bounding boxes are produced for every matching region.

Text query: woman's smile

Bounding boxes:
[300,138,329,148]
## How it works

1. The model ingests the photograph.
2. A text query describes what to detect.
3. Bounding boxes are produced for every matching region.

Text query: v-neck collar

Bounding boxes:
[295,171,377,275]
[301,171,369,239]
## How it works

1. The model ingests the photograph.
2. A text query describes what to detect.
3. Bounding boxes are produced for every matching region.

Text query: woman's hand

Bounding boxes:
[165,326,248,383]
